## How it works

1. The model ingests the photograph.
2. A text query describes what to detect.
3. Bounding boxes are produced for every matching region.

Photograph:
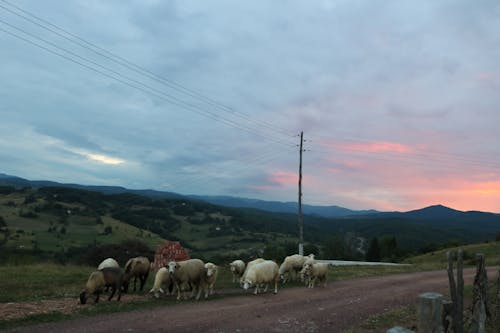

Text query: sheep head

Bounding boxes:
[167,261,179,275]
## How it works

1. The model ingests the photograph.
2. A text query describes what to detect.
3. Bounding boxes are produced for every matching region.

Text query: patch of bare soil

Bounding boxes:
[1,268,491,333]
[0,294,145,320]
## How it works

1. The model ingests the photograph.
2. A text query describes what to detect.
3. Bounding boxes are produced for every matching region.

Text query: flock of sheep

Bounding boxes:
[79,253,330,305]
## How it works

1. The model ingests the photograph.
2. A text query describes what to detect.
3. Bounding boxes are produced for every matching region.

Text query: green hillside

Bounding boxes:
[1,185,500,265]
[0,186,304,264]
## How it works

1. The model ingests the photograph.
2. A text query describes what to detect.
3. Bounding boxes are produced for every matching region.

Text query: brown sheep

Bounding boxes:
[123,256,150,293]
[79,267,123,304]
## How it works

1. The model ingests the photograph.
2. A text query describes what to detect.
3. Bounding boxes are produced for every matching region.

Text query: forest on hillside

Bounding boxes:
[1,185,498,265]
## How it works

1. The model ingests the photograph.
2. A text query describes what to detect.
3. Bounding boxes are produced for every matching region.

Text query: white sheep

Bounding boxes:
[242,260,279,295]
[203,262,218,298]
[149,267,173,298]
[240,258,265,286]
[123,257,150,293]
[278,254,309,283]
[97,257,119,270]
[79,267,123,304]
[300,262,329,288]
[229,260,246,283]
[168,259,206,301]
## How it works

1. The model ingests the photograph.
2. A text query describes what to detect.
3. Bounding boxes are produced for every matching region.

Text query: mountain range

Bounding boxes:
[1,173,498,219]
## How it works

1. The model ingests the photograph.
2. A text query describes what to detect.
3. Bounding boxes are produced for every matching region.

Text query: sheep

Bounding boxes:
[242,260,279,295]
[97,258,120,292]
[229,260,246,283]
[97,257,119,270]
[278,254,309,283]
[203,262,218,298]
[300,262,329,288]
[168,259,206,301]
[240,258,265,286]
[79,267,123,304]
[148,267,173,299]
[123,257,150,293]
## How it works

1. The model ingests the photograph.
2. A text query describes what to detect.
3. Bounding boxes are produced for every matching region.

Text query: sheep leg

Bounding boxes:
[133,276,137,292]
[263,283,269,293]
[174,282,182,300]
[254,285,259,295]
[94,291,100,303]
[273,280,278,294]
[108,285,116,301]
[196,284,203,301]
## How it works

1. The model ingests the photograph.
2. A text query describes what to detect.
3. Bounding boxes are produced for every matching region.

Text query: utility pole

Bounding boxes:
[298,131,304,256]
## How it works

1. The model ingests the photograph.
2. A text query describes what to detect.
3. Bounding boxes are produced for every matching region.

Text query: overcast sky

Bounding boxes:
[1,0,499,212]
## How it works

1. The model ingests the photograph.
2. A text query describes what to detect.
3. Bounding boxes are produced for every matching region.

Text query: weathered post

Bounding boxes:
[418,292,444,333]
[446,250,457,331]
[496,267,500,327]
[471,253,489,333]
[456,249,464,333]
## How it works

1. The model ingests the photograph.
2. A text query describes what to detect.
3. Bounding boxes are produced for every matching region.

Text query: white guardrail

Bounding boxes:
[318,260,411,267]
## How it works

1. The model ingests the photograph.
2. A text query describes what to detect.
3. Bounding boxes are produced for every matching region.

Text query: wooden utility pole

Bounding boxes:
[298,131,304,256]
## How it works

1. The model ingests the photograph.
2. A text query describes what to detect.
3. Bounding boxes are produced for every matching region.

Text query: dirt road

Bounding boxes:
[4,268,486,333]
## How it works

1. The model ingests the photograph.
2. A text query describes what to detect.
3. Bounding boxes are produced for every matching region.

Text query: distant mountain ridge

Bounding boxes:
[1,173,498,218]
[188,195,379,217]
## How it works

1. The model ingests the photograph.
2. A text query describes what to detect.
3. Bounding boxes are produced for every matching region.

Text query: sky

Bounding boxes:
[1,0,499,213]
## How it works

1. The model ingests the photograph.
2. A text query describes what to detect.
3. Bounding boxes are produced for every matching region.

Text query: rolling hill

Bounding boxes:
[1,174,500,264]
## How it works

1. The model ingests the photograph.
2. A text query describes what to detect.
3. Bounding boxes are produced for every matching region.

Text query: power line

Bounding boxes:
[310,145,500,172]
[165,146,296,192]
[0,21,296,148]
[0,0,294,138]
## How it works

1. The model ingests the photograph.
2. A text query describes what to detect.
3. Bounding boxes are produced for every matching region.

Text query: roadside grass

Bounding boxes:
[0,263,92,302]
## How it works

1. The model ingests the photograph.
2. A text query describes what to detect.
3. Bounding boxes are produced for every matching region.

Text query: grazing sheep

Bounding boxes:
[123,257,150,293]
[279,254,309,283]
[79,267,123,304]
[203,262,218,298]
[242,260,279,295]
[240,258,265,286]
[149,267,173,298]
[229,260,246,283]
[300,262,329,288]
[97,258,119,270]
[168,259,206,301]
[97,258,120,292]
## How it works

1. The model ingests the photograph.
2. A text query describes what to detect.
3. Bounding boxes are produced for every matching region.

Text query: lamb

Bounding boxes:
[149,267,173,298]
[168,259,206,300]
[278,254,309,283]
[97,257,119,270]
[79,267,123,304]
[242,260,279,295]
[240,258,265,286]
[229,260,245,283]
[300,262,329,288]
[203,262,218,298]
[123,256,150,293]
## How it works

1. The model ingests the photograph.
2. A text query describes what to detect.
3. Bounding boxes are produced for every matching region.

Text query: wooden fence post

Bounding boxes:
[496,267,500,327]
[418,292,444,333]
[471,253,489,333]
[446,250,464,332]
[456,249,464,333]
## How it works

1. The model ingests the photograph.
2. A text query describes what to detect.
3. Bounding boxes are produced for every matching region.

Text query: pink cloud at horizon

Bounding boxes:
[332,141,413,154]
[309,151,500,213]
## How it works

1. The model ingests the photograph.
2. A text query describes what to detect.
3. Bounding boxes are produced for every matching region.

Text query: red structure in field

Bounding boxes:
[152,241,190,271]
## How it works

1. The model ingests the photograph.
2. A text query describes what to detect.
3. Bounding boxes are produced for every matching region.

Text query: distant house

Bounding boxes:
[152,241,190,271]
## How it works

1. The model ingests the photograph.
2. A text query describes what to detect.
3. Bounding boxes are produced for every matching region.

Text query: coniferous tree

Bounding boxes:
[365,237,381,262]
